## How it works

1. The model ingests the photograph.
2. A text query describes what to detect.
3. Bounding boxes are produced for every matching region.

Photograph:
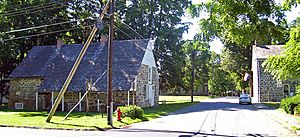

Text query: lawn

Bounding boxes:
[0,96,209,130]
[262,102,280,109]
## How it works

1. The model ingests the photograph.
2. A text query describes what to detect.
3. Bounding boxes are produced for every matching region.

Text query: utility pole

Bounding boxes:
[46,2,110,122]
[191,50,195,103]
[107,0,114,126]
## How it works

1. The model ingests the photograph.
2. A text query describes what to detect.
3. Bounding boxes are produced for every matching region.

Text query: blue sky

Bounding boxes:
[182,0,300,54]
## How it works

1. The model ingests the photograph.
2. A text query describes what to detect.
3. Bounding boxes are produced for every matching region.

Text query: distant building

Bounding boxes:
[252,45,297,102]
[8,39,159,111]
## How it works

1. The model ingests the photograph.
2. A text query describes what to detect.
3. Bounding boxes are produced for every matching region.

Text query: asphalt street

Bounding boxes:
[0,97,297,137]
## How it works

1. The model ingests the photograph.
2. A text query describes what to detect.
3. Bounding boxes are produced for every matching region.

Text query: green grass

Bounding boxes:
[0,96,209,130]
[262,102,280,109]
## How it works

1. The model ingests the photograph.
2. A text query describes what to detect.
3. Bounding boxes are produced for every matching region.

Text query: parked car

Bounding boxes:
[239,94,252,104]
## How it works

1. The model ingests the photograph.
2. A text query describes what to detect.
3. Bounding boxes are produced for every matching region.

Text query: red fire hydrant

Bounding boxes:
[116,108,122,121]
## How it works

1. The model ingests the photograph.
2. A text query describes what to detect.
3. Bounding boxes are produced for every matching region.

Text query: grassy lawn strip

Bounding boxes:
[0,96,209,130]
[262,102,280,109]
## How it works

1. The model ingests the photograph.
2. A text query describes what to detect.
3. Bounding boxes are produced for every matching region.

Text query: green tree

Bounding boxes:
[181,38,211,95]
[189,0,287,94]
[208,52,235,96]
[263,22,300,80]
[115,0,191,93]
[263,0,300,81]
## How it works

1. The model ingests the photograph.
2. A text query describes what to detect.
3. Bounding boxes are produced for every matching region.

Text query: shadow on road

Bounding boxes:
[166,98,275,116]
[114,128,271,137]
[114,128,234,137]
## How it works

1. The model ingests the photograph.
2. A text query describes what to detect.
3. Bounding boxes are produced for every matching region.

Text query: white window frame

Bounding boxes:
[277,80,283,87]
[145,84,149,100]
[15,102,24,110]
[148,67,152,84]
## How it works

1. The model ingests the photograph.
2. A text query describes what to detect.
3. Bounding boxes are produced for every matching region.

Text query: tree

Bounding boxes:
[208,52,235,96]
[262,0,300,81]
[181,38,211,94]
[0,0,102,104]
[189,0,287,94]
[263,21,300,80]
[115,0,191,93]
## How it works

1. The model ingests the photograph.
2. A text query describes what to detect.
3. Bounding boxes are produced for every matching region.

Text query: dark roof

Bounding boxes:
[9,39,150,92]
[252,45,285,59]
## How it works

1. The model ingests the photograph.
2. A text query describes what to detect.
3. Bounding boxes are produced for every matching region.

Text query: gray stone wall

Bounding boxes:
[152,66,160,106]
[258,60,296,102]
[135,64,148,107]
[9,78,43,110]
[135,64,159,107]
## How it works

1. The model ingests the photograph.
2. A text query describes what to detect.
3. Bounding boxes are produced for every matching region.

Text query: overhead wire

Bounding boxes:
[114,25,184,68]
[3,18,94,34]
[2,2,57,14]
[2,3,58,16]
[115,16,185,67]
[4,24,93,41]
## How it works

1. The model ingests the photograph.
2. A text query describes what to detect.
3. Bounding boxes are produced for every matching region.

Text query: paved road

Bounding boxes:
[0,97,297,137]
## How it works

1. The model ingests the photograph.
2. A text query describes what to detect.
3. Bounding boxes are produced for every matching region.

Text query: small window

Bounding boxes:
[277,80,282,87]
[148,67,152,84]
[283,84,290,95]
[15,103,24,110]
[145,85,149,100]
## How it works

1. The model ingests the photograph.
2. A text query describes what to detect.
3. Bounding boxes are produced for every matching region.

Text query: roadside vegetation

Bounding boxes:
[0,96,209,130]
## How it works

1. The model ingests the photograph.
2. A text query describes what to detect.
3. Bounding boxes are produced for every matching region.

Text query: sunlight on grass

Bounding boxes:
[0,96,209,129]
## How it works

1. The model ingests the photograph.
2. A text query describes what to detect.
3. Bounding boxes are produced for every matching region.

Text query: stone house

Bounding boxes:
[8,39,159,111]
[252,45,297,102]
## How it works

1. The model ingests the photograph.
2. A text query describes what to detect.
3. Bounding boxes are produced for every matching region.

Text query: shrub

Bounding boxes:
[119,105,144,120]
[280,95,300,114]
[294,105,300,116]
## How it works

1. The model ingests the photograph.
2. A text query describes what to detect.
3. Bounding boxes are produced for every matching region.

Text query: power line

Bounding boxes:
[2,2,57,14]
[114,26,184,68]
[115,17,185,66]
[114,26,134,39]
[115,17,145,39]
[4,24,93,41]
[3,18,93,34]
[5,6,63,18]
[2,4,58,16]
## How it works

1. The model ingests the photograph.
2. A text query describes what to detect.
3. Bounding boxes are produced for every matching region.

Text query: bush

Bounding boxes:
[294,105,300,116]
[280,95,300,115]
[119,105,144,120]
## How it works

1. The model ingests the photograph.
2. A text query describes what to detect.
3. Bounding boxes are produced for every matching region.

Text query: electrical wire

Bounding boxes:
[2,2,57,14]
[4,24,93,41]
[4,6,63,18]
[114,26,184,68]
[2,4,58,16]
[115,17,185,67]
[3,18,94,34]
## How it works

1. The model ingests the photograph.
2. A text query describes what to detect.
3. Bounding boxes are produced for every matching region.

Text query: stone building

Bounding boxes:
[8,39,159,111]
[252,45,297,102]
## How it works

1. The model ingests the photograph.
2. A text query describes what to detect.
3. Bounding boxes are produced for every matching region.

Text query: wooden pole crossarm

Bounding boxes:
[46,1,110,122]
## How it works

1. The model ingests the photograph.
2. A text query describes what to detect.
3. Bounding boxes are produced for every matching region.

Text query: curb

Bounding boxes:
[0,124,110,131]
[253,104,300,135]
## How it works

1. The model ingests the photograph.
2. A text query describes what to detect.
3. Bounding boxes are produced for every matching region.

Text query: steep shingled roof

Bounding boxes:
[9,39,151,92]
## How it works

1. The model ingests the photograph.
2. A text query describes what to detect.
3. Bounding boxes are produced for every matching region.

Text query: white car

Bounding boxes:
[239,94,252,104]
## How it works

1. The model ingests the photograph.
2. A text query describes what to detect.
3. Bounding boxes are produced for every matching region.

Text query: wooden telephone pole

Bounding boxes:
[191,50,196,103]
[107,0,115,126]
[46,2,110,122]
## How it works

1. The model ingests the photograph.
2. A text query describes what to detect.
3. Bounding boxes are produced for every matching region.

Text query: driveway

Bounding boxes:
[0,97,297,137]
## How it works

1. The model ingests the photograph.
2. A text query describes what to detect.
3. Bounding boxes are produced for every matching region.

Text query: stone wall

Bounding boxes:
[135,64,159,107]
[9,78,43,110]
[258,60,296,102]
[9,77,132,111]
